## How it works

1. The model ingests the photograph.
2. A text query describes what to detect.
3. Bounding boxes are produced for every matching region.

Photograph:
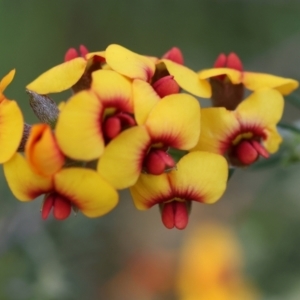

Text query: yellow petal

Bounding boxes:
[55,90,105,161]
[169,151,228,204]
[25,124,65,177]
[97,126,151,189]
[147,55,160,64]
[0,69,15,93]
[243,72,299,95]
[198,68,242,84]
[3,153,52,201]
[130,172,171,210]
[145,93,201,150]
[54,168,118,218]
[192,107,240,154]
[162,59,211,98]
[106,44,155,81]
[235,89,284,129]
[262,125,282,153]
[133,79,161,125]
[91,69,133,112]
[130,151,228,209]
[26,57,87,94]
[0,100,24,163]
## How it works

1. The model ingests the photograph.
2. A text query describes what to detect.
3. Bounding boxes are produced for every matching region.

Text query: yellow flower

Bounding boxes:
[105,44,211,98]
[193,88,284,166]
[130,152,228,229]
[4,124,118,220]
[4,153,118,220]
[199,52,298,95]
[198,52,298,110]
[97,93,201,190]
[55,69,135,161]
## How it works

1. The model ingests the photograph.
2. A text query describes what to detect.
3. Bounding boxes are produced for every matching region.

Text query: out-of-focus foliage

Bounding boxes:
[1,0,300,299]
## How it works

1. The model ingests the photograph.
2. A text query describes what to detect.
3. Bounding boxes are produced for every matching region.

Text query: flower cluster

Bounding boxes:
[1,45,298,229]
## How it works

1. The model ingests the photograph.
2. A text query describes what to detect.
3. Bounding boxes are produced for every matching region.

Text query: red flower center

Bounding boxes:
[64,45,89,62]
[42,192,72,221]
[152,75,180,98]
[214,52,243,71]
[230,139,269,166]
[162,47,184,65]
[213,52,243,82]
[160,201,189,230]
[143,148,176,175]
[103,112,136,142]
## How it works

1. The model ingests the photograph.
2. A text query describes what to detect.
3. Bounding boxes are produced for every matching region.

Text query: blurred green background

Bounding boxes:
[1,0,300,299]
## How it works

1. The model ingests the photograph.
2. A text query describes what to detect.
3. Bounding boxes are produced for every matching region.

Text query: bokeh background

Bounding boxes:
[1,0,300,299]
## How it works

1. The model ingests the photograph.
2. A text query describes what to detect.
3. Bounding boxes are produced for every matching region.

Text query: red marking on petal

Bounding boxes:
[93,55,106,63]
[162,47,184,65]
[213,53,227,68]
[53,194,72,220]
[64,48,79,62]
[161,201,189,230]
[41,194,54,220]
[227,52,243,71]
[145,67,154,83]
[143,183,202,209]
[101,97,133,113]
[220,124,267,155]
[235,140,258,165]
[152,75,180,98]
[79,44,89,57]
[251,140,269,158]
[241,126,267,140]
[27,189,47,200]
